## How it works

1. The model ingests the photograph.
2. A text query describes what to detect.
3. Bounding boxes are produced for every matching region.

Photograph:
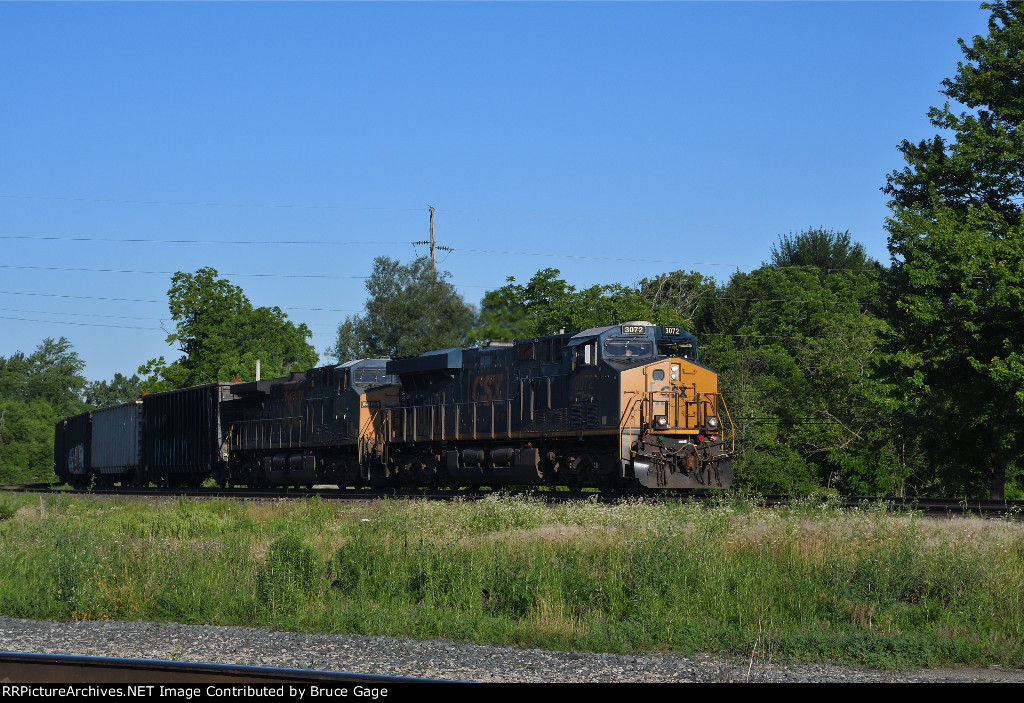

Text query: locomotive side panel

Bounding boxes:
[224,360,398,488]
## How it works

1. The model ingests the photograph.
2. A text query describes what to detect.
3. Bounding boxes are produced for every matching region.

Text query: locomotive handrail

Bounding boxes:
[626,389,734,441]
[389,399,513,443]
[619,390,644,430]
[716,392,736,452]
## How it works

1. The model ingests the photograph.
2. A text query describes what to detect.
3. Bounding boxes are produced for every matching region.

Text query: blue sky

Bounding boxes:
[0,1,990,382]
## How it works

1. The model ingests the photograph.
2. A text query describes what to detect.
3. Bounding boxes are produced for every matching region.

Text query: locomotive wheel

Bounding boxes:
[418,455,440,489]
[617,476,642,493]
[540,451,560,485]
[565,471,583,492]
[595,453,617,492]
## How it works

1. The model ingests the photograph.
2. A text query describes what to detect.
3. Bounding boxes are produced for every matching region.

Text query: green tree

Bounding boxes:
[84,373,143,408]
[883,1,1024,499]
[470,268,690,344]
[637,270,718,328]
[700,232,900,495]
[0,337,88,419]
[769,228,874,272]
[0,337,87,481]
[140,268,318,391]
[883,1,1024,225]
[329,256,477,360]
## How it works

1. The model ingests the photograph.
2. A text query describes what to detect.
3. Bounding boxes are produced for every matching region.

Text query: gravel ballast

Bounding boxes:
[1,617,1022,683]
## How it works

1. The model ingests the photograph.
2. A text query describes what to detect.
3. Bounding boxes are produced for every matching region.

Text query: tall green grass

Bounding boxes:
[0,491,1021,668]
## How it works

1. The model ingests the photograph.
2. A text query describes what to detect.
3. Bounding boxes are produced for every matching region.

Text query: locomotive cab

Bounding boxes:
[564,322,733,489]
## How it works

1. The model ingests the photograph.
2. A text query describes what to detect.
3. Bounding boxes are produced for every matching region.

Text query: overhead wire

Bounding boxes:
[0,264,369,280]
[1,194,887,357]
[0,233,883,274]
[0,291,360,314]
[0,194,425,212]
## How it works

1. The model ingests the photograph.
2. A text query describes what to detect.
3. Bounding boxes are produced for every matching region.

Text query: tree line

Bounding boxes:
[2,2,1021,497]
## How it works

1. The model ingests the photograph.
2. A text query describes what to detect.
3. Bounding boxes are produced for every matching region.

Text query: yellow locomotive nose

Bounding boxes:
[617,354,734,489]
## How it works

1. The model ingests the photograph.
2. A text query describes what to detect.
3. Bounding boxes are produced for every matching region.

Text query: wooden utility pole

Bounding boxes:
[413,205,451,271]
[429,206,436,271]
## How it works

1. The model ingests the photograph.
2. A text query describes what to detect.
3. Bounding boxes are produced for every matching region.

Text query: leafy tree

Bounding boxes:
[0,337,88,418]
[770,228,876,273]
[886,203,1023,498]
[883,1,1024,225]
[329,256,477,360]
[140,268,318,391]
[85,373,143,408]
[470,268,690,344]
[636,270,718,328]
[0,337,87,482]
[700,232,901,495]
[883,1,1024,499]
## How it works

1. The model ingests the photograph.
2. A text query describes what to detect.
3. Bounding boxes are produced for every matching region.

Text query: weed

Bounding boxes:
[0,493,1021,668]
[257,532,326,615]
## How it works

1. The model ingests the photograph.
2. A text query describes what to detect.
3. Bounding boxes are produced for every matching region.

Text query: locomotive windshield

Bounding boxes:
[603,337,654,360]
[352,369,395,386]
[657,339,697,361]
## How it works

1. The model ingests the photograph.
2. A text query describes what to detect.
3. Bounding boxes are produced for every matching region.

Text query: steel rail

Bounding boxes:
[6,482,1024,517]
[0,651,457,684]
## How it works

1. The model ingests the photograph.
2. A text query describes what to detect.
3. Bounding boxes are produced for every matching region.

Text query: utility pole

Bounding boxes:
[429,206,436,271]
[413,205,451,272]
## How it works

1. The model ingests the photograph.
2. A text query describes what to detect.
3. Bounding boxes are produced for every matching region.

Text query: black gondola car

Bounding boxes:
[141,382,240,487]
[54,412,91,489]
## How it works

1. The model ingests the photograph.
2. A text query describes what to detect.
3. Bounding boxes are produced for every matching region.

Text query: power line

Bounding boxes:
[0,307,157,321]
[0,194,425,212]
[3,237,875,273]
[0,291,361,314]
[0,287,875,311]
[0,290,164,304]
[0,265,369,280]
[1,234,754,269]
[0,315,161,331]
[0,235,406,246]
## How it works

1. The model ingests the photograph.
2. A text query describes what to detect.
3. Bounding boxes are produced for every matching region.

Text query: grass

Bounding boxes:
[0,491,1021,669]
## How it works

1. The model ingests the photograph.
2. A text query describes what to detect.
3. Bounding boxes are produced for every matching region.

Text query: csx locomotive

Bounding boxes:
[54,323,734,491]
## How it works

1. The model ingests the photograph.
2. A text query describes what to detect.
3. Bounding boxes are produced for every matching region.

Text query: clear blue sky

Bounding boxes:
[0,1,990,383]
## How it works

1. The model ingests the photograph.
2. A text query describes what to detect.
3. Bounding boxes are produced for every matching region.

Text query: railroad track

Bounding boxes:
[4,483,1023,517]
[0,651,455,685]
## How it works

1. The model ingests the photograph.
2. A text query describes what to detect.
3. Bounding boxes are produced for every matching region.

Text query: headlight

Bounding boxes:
[670,363,679,381]
[706,416,720,430]
[654,416,669,429]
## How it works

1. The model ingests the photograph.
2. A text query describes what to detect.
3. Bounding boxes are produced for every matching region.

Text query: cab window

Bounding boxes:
[604,336,653,359]
[658,341,697,361]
